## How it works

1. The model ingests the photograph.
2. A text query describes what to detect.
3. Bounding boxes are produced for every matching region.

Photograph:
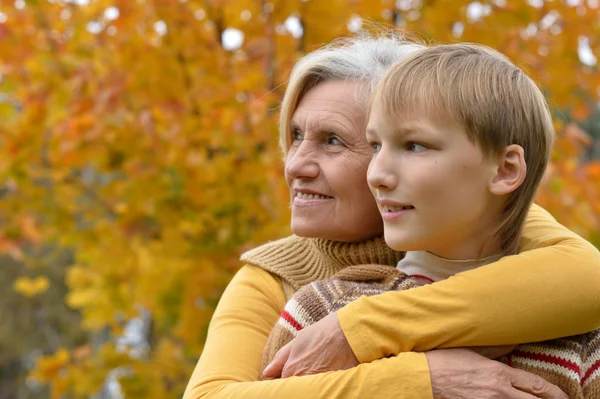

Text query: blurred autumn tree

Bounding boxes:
[0,0,598,398]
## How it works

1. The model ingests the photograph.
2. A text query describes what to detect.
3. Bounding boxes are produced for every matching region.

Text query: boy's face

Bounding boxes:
[365,100,504,259]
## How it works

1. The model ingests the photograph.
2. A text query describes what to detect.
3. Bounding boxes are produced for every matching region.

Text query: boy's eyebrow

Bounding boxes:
[365,125,425,138]
[366,121,441,139]
[365,127,377,136]
[394,126,419,136]
[394,123,439,137]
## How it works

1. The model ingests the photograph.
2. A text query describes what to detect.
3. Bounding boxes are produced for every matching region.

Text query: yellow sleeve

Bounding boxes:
[183,265,432,399]
[338,203,600,363]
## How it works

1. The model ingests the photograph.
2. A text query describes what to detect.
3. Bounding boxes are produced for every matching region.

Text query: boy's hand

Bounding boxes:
[263,312,359,378]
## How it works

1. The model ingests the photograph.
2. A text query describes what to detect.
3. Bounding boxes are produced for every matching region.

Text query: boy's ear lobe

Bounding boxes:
[489,144,526,196]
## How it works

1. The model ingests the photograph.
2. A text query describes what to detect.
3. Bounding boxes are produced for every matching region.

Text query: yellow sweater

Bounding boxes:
[183,205,600,399]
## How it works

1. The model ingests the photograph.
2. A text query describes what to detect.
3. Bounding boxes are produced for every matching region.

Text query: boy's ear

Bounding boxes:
[488,144,526,196]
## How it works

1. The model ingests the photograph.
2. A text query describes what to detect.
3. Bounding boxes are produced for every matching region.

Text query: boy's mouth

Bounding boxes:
[382,205,414,212]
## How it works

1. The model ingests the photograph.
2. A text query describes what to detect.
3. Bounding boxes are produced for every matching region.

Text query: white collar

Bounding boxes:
[396,251,503,284]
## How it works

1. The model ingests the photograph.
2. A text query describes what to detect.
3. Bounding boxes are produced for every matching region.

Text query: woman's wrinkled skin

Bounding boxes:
[285,80,382,242]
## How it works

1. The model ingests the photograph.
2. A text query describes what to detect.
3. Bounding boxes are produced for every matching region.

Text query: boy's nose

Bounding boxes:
[367,153,398,190]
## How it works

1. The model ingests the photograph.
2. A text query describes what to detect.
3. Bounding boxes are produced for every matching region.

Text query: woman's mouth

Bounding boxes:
[295,192,332,200]
[293,192,334,207]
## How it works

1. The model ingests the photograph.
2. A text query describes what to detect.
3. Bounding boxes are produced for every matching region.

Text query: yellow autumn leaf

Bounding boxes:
[65,288,96,309]
[13,276,50,298]
[30,348,71,383]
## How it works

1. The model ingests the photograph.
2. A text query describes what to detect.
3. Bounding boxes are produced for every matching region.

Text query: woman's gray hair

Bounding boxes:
[278,33,424,153]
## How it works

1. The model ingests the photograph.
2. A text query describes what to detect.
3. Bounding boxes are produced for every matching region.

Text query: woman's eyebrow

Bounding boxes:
[299,120,350,136]
[320,124,345,135]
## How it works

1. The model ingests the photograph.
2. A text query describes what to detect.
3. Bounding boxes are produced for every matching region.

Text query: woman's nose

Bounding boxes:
[367,153,397,190]
[285,142,320,180]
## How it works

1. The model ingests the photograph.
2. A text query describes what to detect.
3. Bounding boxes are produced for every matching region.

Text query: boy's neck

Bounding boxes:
[427,211,505,260]
[428,237,502,261]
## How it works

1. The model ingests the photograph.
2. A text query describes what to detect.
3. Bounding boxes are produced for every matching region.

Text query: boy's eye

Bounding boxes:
[408,142,428,152]
[370,142,382,153]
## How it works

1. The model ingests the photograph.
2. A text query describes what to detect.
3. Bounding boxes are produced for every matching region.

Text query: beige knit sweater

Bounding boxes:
[241,235,402,300]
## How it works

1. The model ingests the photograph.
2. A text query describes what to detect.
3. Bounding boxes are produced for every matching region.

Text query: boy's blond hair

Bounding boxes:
[278,34,424,155]
[372,43,554,256]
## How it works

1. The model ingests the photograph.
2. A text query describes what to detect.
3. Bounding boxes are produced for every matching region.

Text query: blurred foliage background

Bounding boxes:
[0,0,599,398]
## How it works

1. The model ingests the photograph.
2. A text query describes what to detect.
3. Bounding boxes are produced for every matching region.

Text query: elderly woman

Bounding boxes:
[183,35,600,399]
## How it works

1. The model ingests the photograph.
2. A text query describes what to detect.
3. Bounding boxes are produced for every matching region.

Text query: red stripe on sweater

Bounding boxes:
[281,310,303,332]
[511,349,580,374]
[582,359,600,386]
[408,274,435,283]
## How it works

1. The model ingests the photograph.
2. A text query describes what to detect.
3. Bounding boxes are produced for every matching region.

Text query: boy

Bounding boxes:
[262,44,599,398]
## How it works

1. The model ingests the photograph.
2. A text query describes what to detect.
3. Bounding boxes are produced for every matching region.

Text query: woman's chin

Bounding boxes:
[290,225,345,241]
[290,220,326,239]
[292,223,382,243]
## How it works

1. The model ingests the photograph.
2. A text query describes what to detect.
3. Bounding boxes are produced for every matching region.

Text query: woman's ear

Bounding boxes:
[488,144,526,196]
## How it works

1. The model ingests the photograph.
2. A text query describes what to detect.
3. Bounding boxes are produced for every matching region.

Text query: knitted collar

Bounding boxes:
[240,235,403,291]
[397,250,504,284]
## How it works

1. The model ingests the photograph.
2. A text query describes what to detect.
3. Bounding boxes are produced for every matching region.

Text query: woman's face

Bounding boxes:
[284,80,383,242]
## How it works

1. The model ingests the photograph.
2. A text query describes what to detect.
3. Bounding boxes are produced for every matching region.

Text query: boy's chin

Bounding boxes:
[384,234,419,252]
[385,241,413,252]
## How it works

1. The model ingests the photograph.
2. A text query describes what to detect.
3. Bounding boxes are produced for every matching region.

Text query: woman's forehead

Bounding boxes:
[299,81,364,108]
[293,81,366,121]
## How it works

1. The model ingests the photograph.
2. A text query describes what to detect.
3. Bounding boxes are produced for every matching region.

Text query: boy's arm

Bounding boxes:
[182,264,432,399]
[337,203,600,363]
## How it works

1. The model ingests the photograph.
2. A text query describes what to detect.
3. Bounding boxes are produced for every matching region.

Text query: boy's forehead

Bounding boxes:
[374,85,437,114]
[370,96,458,133]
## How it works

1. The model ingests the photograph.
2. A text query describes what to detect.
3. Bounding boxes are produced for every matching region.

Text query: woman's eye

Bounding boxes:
[291,129,303,141]
[408,142,428,152]
[327,136,343,145]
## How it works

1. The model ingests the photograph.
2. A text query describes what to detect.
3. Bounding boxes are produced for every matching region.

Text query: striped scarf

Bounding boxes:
[261,264,600,399]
